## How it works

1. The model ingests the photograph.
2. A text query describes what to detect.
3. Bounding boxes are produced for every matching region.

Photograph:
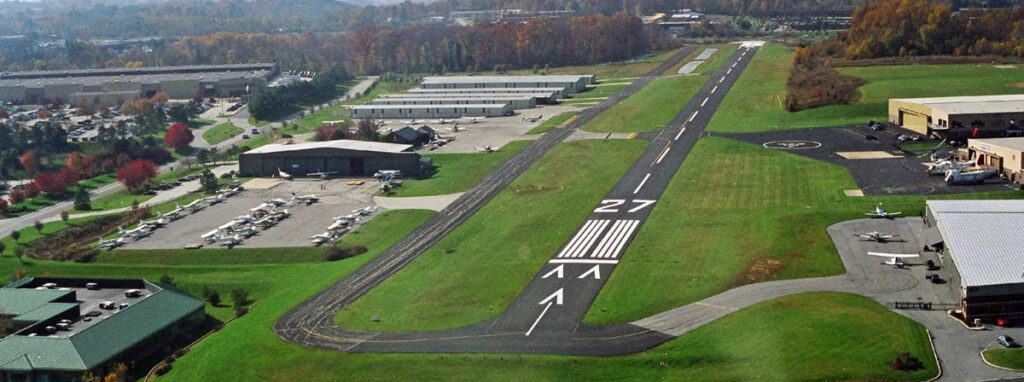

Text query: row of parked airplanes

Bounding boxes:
[200,194,320,248]
[96,186,246,249]
[860,204,921,268]
[310,205,378,245]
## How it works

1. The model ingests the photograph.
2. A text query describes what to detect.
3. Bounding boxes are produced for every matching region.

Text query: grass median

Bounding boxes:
[334,139,648,331]
[582,75,705,133]
[527,112,577,134]
[383,141,532,197]
[983,348,1024,370]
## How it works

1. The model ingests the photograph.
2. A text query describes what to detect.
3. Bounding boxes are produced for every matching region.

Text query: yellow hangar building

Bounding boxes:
[888,94,1024,139]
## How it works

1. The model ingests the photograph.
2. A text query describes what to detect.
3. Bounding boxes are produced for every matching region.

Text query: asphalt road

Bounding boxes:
[274,44,769,355]
[274,45,700,349]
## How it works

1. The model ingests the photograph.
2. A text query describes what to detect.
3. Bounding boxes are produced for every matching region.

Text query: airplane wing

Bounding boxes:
[887,212,902,216]
[867,252,919,258]
[864,212,880,216]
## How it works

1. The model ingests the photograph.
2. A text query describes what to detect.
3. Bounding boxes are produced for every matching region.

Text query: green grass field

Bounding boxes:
[291,81,411,133]
[527,112,577,134]
[582,76,705,133]
[166,291,937,381]
[334,139,648,331]
[583,137,1022,325]
[504,47,689,80]
[201,122,244,145]
[983,348,1024,370]
[694,43,740,75]
[77,166,212,212]
[707,43,1024,133]
[383,141,532,197]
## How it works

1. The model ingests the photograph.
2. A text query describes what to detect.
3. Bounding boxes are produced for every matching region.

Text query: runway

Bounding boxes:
[274,43,762,355]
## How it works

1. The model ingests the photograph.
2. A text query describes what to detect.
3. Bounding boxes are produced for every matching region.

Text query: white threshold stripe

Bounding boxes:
[525,302,553,337]
[549,259,619,264]
[607,220,640,259]
[633,173,651,194]
[570,219,609,258]
[599,220,635,258]
[556,220,599,258]
[656,147,671,164]
[591,220,627,259]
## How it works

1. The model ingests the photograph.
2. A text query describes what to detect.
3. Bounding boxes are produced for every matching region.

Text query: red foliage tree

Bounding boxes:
[0,109,8,119]
[33,171,69,195]
[66,151,84,173]
[19,151,36,175]
[117,159,158,192]
[314,126,335,141]
[101,158,116,173]
[163,122,194,149]
[0,198,7,213]
[80,156,95,177]
[56,166,79,190]
[24,182,40,198]
[8,189,25,204]
[115,152,131,167]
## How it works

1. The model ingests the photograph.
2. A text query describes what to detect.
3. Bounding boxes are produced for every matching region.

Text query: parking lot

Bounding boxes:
[379,104,583,154]
[117,178,384,250]
[721,125,1016,195]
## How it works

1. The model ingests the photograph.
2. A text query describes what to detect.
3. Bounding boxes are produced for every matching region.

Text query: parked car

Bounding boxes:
[998,335,1020,348]
[242,134,250,139]
[142,189,157,195]
[251,128,259,134]
[926,260,939,270]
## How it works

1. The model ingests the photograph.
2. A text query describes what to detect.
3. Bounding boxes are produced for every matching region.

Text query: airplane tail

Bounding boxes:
[118,226,126,233]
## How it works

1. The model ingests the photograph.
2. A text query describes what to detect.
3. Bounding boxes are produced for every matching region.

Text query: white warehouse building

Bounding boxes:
[419,75,593,94]
[350,104,513,119]
[374,95,537,109]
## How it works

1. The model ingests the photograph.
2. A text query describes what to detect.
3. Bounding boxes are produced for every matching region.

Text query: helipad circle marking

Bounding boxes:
[763,140,822,150]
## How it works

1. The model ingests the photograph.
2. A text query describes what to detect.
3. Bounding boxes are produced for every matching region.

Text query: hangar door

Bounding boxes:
[900,110,928,132]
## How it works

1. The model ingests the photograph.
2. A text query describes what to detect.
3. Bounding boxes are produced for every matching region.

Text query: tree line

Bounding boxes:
[248,65,354,121]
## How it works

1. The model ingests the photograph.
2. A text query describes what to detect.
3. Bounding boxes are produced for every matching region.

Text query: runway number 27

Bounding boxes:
[594,199,656,214]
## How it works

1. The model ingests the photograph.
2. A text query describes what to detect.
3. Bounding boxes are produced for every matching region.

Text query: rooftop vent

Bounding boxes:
[85,282,99,290]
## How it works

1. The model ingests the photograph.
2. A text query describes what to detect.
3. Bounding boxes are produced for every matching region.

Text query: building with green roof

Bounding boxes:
[0,278,205,382]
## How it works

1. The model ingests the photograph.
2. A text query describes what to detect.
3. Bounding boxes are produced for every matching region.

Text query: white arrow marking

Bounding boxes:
[542,264,564,279]
[526,302,553,336]
[539,288,564,305]
[578,265,602,280]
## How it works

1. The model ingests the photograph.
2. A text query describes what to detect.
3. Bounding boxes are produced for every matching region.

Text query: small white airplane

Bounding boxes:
[268,209,290,219]
[268,198,291,207]
[201,229,221,243]
[310,231,336,245]
[218,188,239,197]
[404,118,418,125]
[326,219,350,231]
[867,252,919,268]
[294,194,319,204]
[97,236,124,250]
[435,118,451,124]
[462,117,479,123]
[234,226,259,238]
[233,215,254,224]
[218,234,243,247]
[251,203,276,215]
[307,170,338,180]
[865,204,901,219]
[476,145,495,153]
[524,115,543,123]
[254,216,277,228]
[277,168,293,180]
[333,214,359,222]
[163,208,183,221]
[218,221,241,231]
[118,225,150,239]
[181,199,205,212]
[202,195,226,205]
[139,217,167,229]
[353,206,377,216]
[854,231,900,242]
[447,125,463,132]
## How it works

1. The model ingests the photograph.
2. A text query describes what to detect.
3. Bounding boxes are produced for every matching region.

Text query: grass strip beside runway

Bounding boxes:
[383,141,533,197]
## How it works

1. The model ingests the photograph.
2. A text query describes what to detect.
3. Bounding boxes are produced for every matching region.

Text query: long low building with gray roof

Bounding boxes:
[374,95,537,109]
[349,104,513,119]
[419,75,593,94]
[925,199,1024,323]
[239,140,429,177]
[0,63,277,105]
[406,87,564,101]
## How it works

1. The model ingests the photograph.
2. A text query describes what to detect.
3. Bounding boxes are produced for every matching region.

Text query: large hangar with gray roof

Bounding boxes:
[419,75,592,94]
[238,140,428,177]
[349,104,512,119]
[925,200,1024,322]
[406,87,565,102]
[374,95,537,109]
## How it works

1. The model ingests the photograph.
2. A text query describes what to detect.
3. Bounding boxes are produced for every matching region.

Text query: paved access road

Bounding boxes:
[274,44,768,354]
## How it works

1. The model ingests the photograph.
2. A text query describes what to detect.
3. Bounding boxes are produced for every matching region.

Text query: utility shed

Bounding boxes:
[349,104,512,119]
[889,95,1024,138]
[419,75,592,94]
[238,140,427,177]
[966,137,1024,183]
[925,200,1024,322]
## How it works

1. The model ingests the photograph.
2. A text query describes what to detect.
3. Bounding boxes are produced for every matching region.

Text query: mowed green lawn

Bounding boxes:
[504,47,690,80]
[385,141,532,197]
[582,76,705,133]
[983,348,1024,370]
[334,139,649,331]
[201,122,243,145]
[584,137,1022,325]
[291,81,413,133]
[527,112,577,134]
[167,290,937,381]
[707,43,1024,133]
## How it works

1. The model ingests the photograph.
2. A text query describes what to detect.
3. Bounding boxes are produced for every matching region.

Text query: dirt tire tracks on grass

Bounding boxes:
[274,46,698,349]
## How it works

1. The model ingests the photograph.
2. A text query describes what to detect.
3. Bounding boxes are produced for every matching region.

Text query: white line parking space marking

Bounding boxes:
[591,220,640,259]
[701,97,708,107]
[633,173,651,194]
[557,219,609,258]
[549,259,619,264]
[711,86,718,94]
[656,147,671,164]
[688,111,699,123]
[674,127,686,141]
